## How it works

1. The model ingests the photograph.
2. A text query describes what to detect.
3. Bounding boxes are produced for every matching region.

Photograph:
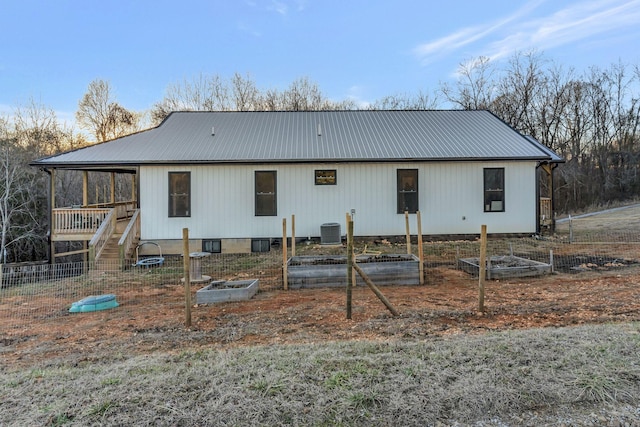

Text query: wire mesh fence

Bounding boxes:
[0,252,284,326]
[2,215,639,329]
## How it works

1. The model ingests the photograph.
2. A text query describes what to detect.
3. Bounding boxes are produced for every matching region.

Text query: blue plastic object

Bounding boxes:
[69,294,119,313]
[133,242,164,267]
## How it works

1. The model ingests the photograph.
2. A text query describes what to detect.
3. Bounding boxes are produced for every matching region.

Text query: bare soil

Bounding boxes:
[4,204,640,370]
[3,265,640,368]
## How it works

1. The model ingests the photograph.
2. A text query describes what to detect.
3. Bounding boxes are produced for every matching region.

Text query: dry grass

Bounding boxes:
[2,323,640,426]
[3,205,640,425]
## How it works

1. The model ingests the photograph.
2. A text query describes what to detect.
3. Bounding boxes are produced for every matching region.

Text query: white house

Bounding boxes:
[32,110,562,260]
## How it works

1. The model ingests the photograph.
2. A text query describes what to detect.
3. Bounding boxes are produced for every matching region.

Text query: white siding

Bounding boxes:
[139,161,537,241]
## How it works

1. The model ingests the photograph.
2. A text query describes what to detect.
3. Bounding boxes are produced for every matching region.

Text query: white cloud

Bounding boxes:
[268,0,288,15]
[345,86,371,109]
[294,0,307,12]
[237,21,262,37]
[413,0,640,65]
[413,0,545,64]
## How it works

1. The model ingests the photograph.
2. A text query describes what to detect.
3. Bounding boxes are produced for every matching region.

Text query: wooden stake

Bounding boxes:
[291,214,296,258]
[404,211,411,254]
[182,228,192,327]
[282,218,288,291]
[478,224,487,313]
[346,219,354,319]
[346,212,356,286]
[353,263,399,317]
[417,211,424,285]
[345,212,351,244]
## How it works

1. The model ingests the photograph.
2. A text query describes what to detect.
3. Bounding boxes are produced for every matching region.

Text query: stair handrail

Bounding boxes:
[118,209,141,266]
[88,208,116,264]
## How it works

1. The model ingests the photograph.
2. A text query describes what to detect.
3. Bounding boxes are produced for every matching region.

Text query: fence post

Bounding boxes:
[346,218,354,319]
[405,211,411,254]
[478,224,487,313]
[569,214,573,243]
[282,218,288,291]
[183,228,192,328]
[291,214,296,258]
[417,211,424,285]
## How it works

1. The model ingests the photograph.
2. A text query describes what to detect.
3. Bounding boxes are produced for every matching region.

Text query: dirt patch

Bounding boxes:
[3,266,640,368]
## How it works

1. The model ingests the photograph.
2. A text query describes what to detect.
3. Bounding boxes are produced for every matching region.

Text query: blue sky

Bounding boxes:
[1,0,639,125]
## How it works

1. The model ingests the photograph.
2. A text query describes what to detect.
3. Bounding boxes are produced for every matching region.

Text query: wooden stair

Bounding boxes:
[94,219,139,271]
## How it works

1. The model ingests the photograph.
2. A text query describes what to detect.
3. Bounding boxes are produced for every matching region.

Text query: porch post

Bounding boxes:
[131,173,136,205]
[82,171,89,206]
[541,164,556,233]
[110,172,116,205]
[82,171,89,265]
[49,168,56,263]
[548,164,556,233]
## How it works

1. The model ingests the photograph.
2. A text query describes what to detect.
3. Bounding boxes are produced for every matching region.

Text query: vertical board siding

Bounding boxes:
[139,161,537,241]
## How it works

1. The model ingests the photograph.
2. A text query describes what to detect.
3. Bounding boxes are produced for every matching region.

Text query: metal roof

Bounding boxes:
[32,110,563,168]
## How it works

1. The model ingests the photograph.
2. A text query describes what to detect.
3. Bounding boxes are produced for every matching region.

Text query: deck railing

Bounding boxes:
[118,210,140,265]
[52,208,112,235]
[540,197,552,223]
[84,201,137,219]
[88,209,116,263]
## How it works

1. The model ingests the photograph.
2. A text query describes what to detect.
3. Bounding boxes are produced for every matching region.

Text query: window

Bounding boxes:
[397,169,418,213]
[168,172,190,217]
[315,169,337,185]
[484,168,505,212]
[202,239,221,254]
[251,239,271,252]
[255,171,277,216]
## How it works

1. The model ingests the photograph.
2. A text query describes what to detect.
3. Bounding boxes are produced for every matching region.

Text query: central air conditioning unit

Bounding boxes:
[320,222,341,245]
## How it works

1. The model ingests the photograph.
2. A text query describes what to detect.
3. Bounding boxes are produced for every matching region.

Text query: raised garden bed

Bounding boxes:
[196,279,259,304]
[287,254,420,289]
[459,255,552,279]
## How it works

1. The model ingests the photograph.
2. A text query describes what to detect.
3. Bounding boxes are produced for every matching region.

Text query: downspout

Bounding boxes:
[535,163,541,235]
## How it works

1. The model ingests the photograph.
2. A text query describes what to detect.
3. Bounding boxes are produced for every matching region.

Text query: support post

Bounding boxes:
[353,263,399,317]
[291,214,296,258]
[82,171,89,265]
[82,171,89,207]
[404,211,411,254]
[417,211,424,285]
[478,224,487,313]
[131,173,137,205]
[346,218,354,319]
[346,212,356,286]
[110,172,116,205]
[183,228,192,327]
[49,168,56,263]
[543,163,556,233]
[282,218,288,290]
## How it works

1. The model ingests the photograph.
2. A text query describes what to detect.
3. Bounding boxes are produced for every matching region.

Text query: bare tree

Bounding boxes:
[76,79,139,142]
[441,56,496,110]
[14,99,85,156]
[152,73,353,120]
[370,90,439,110]
[0,118,47,262]
[231,72,260,111]
[151,73,232,123]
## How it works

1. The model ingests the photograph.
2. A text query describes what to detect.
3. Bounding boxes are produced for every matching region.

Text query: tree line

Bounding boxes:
[1,51,639,261]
